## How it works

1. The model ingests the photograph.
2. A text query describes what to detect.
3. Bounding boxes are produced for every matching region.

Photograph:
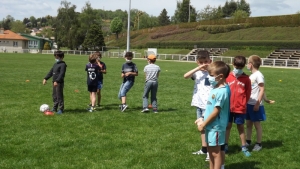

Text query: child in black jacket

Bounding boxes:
[43,51,67,114]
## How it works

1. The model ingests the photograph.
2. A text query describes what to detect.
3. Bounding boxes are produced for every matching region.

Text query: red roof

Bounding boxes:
[0,30,28,40]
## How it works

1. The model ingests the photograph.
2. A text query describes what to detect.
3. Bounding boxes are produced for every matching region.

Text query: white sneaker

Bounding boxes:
[141,108,149,113]
[192,149,206,155]
[205,153,210,161]
[252,144,262,151]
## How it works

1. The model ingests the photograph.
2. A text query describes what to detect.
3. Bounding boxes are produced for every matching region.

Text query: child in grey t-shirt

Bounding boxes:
[141,54,160,113]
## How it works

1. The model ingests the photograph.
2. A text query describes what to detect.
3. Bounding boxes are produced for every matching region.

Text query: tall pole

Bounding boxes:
[126,0,131,52]
[188,0,190,22]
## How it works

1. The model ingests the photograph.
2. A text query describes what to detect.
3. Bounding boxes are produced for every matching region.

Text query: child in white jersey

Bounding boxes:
[184,50,212,161]
[141,54,160,113]
[246,55,266,151]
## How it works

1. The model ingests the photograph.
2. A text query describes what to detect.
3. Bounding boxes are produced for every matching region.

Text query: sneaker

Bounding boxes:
[192,149,206,155]
[141,108,149,113]
[153,108,158,113]
[242,147,251,157]
[56,110,63,114]
[121,104,128,112]
[252,144,262,151]
[87,107,95,112]
[96,104,101,107]
[205,153,210,161]
[224,144,229,154]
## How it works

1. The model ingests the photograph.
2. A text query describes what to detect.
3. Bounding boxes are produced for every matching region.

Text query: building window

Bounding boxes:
[29,40,38,48]
[13,41,18,47]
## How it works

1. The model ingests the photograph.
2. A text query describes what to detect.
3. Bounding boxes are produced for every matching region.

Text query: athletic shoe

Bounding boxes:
[141,108,149,113]
[192,149,206,155]
[96,104,101,107]
[252,144,262,151]
[245,142,250,147]
[224,144,229,154]
[153,108,158,113]
[51,108,57,112]
[242,147,251,157]
[121,104,128,112]
[205,153,210,161]
[87,107,95,112]
[57,110,63,114]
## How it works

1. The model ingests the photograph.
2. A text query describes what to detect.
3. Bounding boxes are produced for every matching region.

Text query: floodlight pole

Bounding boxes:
[126,0,131,52]
[188,0,190,22]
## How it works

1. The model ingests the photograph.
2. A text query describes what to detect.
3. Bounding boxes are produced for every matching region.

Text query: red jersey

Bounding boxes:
[226,72,251,114]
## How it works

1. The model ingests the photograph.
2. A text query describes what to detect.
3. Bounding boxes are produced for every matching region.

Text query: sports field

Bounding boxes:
[0,53,298,169]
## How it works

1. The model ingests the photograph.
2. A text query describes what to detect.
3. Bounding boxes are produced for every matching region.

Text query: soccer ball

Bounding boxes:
[40,104,50,113]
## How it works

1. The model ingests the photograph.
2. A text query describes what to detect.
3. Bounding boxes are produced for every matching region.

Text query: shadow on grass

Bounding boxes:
[260,140,283,149]
[227,140,283,155]
[227,161,260,169]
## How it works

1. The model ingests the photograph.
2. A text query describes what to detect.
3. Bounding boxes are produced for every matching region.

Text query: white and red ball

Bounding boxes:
[39,104,50,113]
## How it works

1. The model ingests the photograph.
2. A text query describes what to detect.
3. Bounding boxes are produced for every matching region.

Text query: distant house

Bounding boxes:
[0,28,28,53]
[20,33,53,53]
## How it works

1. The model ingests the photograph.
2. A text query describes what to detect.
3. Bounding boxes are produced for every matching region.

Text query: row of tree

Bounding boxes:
[0,0,251,50]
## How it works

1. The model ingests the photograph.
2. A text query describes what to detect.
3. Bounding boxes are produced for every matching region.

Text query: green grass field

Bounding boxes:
[0,53,299,169]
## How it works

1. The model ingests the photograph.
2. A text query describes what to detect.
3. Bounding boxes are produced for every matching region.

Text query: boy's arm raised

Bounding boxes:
[183,64,208,79]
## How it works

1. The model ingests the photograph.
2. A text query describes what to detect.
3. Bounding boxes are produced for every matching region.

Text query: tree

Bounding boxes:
[173,0,197,23]
[232,9,249,23]
[222,0,251,17]
[1,15,14,30]
[110,17,123,39]
[82,23,105,50]
[237,0,251,16]
[158,8,170,26]
[54,0,80,49]
[43,42,51,50]
[11,20,26,33]
[198,5,223,21]
[40,27,54,39]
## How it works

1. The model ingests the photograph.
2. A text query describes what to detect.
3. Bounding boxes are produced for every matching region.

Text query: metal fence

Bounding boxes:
[2,49,299,69]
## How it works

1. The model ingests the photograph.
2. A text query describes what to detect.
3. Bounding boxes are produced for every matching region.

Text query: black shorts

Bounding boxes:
[88,85,97,92]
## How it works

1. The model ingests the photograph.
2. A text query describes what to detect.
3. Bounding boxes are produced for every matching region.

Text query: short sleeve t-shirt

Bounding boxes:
[191,71,213,109]
[122,62,138,82]
[144,64,160,82]
[204,86,230,131]
[85,63,100,86]
[248,71,264,105]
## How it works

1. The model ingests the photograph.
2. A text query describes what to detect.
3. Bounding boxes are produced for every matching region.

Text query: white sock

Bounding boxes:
[221,164,225,169]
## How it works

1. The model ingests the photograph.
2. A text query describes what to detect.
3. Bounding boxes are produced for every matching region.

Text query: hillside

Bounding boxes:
[106,27,300,47]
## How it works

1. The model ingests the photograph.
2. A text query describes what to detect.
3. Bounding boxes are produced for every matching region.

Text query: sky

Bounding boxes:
[0,0,299,21]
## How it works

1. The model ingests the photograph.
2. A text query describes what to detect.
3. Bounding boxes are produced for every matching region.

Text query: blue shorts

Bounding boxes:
[229,113,246,124]
[246,104,266,122]
[97,80,103,90]
[205,130,225,146]
[196,107,205,119]
[118,80,134,99]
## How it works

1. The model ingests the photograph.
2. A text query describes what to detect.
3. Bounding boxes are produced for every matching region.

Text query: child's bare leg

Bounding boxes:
[246,120,253,141]
[91,92,96,107]
[97,89,101,105]
[208,146,222,169]
[121,96,126,104]
[237,124,246,146]
[254,122,262,143]
[225,122,232,145]
[201,130,207,147]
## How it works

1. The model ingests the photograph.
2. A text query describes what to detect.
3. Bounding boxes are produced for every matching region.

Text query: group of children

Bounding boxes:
[43,50,272,169]
[43,51,160,114]
[185,50,274,169]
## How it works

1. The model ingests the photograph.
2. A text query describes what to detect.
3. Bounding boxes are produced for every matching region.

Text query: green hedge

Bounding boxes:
[144,40,300,49]
[195,14,300,27]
